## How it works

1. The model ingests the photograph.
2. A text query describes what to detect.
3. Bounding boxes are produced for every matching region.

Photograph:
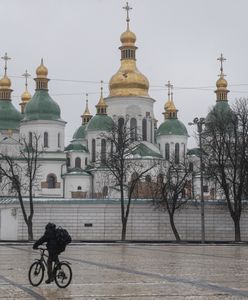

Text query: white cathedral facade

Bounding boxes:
[0,7,229,201]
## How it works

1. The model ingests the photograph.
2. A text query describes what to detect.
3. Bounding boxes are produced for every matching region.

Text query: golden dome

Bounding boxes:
[216,76,227,88]
[120,29,136,46]
[21,89,32,103]
[167,100,177,112]
[36,59,48,78]
[109,60,149,97]
[0,74,11,89]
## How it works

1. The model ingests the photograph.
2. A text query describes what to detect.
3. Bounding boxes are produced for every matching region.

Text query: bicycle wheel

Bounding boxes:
[28,261,45,286]
[54,262,72,288]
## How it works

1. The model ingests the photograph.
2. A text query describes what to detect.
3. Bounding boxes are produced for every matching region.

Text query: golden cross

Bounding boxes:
[217,53,226,75]
[100,80,104,96]
[22,70,31,88]
[123,2,132,29]
[1,52,11,75]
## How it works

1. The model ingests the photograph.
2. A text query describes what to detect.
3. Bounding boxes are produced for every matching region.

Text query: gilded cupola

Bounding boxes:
[0,53,12,100]
[109,2,149,97]
[163,81,177,119]
[215,53,229,101]
[81,93,92,124]
[96,81,108,115]
[20,70,32,113]
[35,58,49,90]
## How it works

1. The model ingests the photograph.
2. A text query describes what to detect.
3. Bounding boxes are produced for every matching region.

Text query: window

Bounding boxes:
[118,118,124,145]
[47,174,56,189]
[189,162,194,171]
[165,143,170,160]
[77,186,82,191]
[103,186,108,198]
[175,143,180,164]
[66,157,70,167]
[28,132,32,147]
[130,118,137,141]
[142,118,147,141]
[58,133,61,148]
[145,175,151,182]
[44,132,48,148]
[85,157,88,166]
[92,139,96,162]
[101,139,106,165]
[75,157,81,168]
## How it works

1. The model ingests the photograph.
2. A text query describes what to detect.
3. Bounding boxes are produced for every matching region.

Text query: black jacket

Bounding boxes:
[33,228,59,255]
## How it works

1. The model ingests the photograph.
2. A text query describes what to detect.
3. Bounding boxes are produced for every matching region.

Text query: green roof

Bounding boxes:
[0,100,23,130]
[156,118,188,137]
[206,101,231,123]
[24,90,61,121]
[132,142,162,158]
[86,114,113,131]
[64,143,88,152]
[187,148,201,156]
[73,124,86,140]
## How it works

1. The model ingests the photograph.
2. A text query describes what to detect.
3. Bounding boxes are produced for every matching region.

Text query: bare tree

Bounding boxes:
[0,133,41,240]
[152,159,191,241]
[202,98,248,242]
[101,118,158,240]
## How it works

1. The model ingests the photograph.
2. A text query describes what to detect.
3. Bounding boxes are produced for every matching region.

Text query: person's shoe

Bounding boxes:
[45,277,54,284]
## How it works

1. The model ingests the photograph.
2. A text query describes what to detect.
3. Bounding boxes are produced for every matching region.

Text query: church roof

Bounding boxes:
[156,119,188,137]
[73,124,86,140]
[0,100,23,130]
[64,143,88,153]
[86,114,113,132]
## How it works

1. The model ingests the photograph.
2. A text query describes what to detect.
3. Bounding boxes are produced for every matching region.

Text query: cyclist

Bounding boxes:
[33,222,61,284]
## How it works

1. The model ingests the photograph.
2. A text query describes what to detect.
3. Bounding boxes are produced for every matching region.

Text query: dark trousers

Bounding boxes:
[47,254,59,279]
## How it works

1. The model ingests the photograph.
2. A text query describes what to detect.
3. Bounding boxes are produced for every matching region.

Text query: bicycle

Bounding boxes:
[28,247,72,288]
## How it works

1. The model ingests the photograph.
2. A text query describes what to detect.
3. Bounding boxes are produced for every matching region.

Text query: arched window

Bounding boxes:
[118,118,124,145]
[92,139,96,162]
[110,141,114,157]
[175,143,180,164]
[85,157,88,166]
[189,162,194,171]
[77,186,82,190]
[130,118,137,141]
[142,118,147,141]
[66,157,70,167]
[58,133,61,148]
[101,139,106,165]
[28,132,32,147]
[103,186,108,198]
[47,174,56,189]
[75,157,81,168]
[44,132,48,148]
[165,143,170,160]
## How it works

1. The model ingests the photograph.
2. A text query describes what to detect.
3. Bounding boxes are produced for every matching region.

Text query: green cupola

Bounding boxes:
[24,59,61,121]
[0,53,23,131]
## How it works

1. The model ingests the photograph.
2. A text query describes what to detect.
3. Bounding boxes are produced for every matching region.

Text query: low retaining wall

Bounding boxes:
[0,199,247,241]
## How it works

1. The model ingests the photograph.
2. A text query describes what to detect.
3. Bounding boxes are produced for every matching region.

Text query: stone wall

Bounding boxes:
[1,199,245,241]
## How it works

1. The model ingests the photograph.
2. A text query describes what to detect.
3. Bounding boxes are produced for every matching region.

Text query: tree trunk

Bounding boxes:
[234,218,241,242]
[121,218,127,241]
[169,213,181,241]
[27,218,33,241]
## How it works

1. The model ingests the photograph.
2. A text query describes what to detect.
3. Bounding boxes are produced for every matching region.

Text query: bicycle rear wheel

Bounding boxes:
[28,261,44,286]
[54,262,72,288]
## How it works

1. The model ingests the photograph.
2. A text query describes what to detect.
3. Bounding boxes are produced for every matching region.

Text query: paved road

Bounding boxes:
[0,243,248,299]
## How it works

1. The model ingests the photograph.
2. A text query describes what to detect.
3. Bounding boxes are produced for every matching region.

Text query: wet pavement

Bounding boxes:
[0,243,248,299]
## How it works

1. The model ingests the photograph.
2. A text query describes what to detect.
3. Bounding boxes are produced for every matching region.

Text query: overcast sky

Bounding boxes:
[1,0,248,147]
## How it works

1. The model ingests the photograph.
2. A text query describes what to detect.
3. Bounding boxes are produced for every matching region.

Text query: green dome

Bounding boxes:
[0,100,23,130]
[156,119,188,137]
[73,124,86,140]
[64,143,88,152]
[86,114,113,132]
[206,101,231,123]
[24,90,61,121]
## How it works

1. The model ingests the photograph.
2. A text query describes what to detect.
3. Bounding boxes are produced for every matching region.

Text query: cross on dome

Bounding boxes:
[1,52,11,76]
[217,53,226,77]
[123,2,132,30]
[165,80,172,100]
[22,70,31,88]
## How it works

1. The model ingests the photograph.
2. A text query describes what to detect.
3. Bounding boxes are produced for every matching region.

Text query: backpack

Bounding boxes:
[55,226,72,253]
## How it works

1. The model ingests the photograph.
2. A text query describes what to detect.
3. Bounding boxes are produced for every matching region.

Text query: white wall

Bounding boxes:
[0,208,18,240]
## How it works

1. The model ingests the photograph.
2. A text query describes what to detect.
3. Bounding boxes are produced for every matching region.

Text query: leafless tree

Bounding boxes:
[100,118,158,240]
[152,159,191,241]
[0,133,41,240]
[202,98,248,242]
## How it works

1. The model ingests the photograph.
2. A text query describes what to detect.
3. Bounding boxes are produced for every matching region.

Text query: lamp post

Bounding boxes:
[189,117,205,244]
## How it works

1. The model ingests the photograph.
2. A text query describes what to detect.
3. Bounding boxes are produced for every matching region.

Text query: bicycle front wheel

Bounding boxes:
[54,262,72,288]
[28,261,45,286]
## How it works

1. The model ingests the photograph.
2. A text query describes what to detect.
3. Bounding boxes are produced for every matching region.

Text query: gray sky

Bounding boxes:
[1,0,248,147]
